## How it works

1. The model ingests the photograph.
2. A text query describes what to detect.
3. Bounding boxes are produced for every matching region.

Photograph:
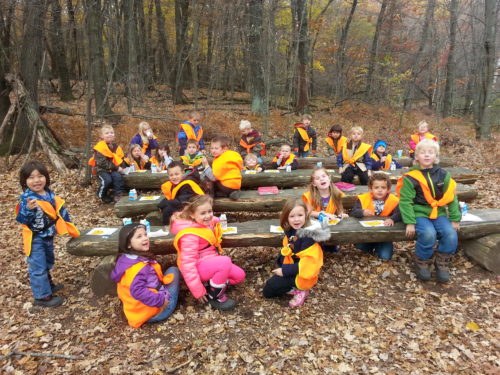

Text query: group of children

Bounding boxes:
[16,116,461,330]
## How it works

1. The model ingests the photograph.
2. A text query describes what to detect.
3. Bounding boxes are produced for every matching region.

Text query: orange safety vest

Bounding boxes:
[88,141,124,168]
[15,197,80,256]
[161,180,205,200]
[281,236,323,290]
[116,261,174,328]
[179,122,203,142]
[173,224,224,267]
[395,169,456,219]
[294,126,313,151]
[140,135,157,155]
[180,155,203,168]
[370,153,393,170]
[342,142,371,166]
[149,156,166,171]
[239,138,266,156]
[357,193,399,216]
[243,164,262,171]
[325,136,347,155]
[212,150,243,189]
[409,133,438,154]
[302,191,344,215]
[272,153,296,167]
[125,157,148,170]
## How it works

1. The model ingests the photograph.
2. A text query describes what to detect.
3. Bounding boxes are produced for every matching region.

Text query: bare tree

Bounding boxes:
[335,0,358,98]
[248,0,268,114]
[442,0,458,117]
[365,0,388,100]
[291,0,310,113]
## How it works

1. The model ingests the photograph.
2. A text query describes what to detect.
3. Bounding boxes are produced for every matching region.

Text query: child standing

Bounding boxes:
[171,195,246,311]
[130,121,159,158]
[202,135,243,200]
[16,161,80,307]
[396,139,460,283]
[180,139,204,171]
[88,125,127,203]
[158,162,205,225]
[325,124,347,157]
[270,144,298,170]
[337,126,372,185]
[409,120,438,159]
[111,224,180,328]
[370,140,402,171]
[263,198,330,307]
[243,153,264,172]
[351,173,401,260]
[293,114,317,157]
[177,111,204,156]
[237,120,265,162]
[125,144,150,171]
[149,142,174,171]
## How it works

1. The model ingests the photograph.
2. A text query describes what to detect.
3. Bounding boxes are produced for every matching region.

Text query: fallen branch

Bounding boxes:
[0,350,83,361]
[165,359,191,373]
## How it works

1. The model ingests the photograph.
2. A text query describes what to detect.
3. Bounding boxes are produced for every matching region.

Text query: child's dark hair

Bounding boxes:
[186,139,199,148]
[167,161,184,171]
[280,198,310,232]
[19,161,50,191]
[117,223,155,260]
[211,135,230,148]
[158,142,170,155]
[368,173,392,190]
[328,124,342,134]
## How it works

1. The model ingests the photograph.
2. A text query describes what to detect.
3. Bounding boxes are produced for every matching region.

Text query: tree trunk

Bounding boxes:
[335,0,358,98]
[442,0,458,117]
[248,0,268,114]
[291,0,310,113]
[0,1,13,129]
[125,0,138,112]
[365,0,388,100]
[172,0,189,104]
[154,0,171,84]
[190,0,202,107]
[66,0,81,80]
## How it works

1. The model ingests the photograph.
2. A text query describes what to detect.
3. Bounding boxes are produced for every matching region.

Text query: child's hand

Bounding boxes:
[452,222,460,231]
[380,156,386,162]
[368,170,373,177]
[362,209,374,216]
[201,156,209,167]
[118,167,124,173]
[27,198,38,210]
[339,212,349,219]
[257,167,263,172]
[384,218,394,227]
[198,295,208,303]
[405,224,415,238]
[272,268,283,277]
[200,149,207,155]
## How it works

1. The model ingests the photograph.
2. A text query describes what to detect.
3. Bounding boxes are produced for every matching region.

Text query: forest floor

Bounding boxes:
[0,95,499,374]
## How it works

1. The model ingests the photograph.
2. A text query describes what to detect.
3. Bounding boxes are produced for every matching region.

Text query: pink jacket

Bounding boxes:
[170,217,220,298]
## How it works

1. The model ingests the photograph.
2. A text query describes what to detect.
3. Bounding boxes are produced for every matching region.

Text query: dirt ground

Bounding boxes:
[0,101,499,374]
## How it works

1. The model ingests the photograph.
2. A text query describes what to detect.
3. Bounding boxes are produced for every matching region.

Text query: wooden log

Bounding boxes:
[461,234,500,274]
[114,183,478,218]
[90,255,117,297]
[66,209,500,257]
[122,167,479,190]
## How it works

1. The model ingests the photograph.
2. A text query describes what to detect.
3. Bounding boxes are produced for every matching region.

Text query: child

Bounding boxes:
[302,167,348,252]
[177,111,204,156]
[262,198,330,307]
[270,144,298,170]
[237,120,265,162]
[293,114,317,157]
[125,144,150,171]
[158,162,205,225]
[110,223,180,328]
[396,139,460,283]
[180,139,204,170]
[16,161,80,307]
[243,153,264,172]
[149,142,174,171]
[409,120,438,159]
[202,135,243,200]
[370,140,403,171]
[325,124,347,157]
[130,121,159,158]
[337,126,372,185]
[88,124,127,203]
[171,195,245,310]
[351,173,401,260]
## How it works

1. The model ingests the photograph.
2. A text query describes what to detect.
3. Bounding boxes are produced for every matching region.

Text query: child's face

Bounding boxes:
[303,118,311,127]
[210,142,225,158]
[189,116,200,126]
[288,206,306,230]
[350,130,363,142]
[142,124,151,134]
[186,143,198,155]
[418,123,429,134]
[241,127,252,136]
[245,158,257,168]
[132,147,142,159]
[168,166,184,185]
[330,131,341,139]
[100,128,115,143]
[415,146,437,169]
[312,170,331,190]
[376,145,386,154]
[26,169,47,194]
[158,148,167,157]
[370,180,389,200]
[191,202,213,226]
[129,227,150,252]
[280,146,291,159]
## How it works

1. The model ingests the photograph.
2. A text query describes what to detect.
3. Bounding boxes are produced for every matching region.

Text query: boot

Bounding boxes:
[34,295,64,308]
[413,255,433,281]
[435,253,453,283]
[207,281,236,311]
[289,289,309,308]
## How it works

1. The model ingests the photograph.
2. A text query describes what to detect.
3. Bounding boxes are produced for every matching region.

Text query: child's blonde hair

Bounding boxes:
[239,120,252,131]
[138,121,151,144]
[100,124,114,135]
[417,120,429,131]
[280,198,311,232]
[302,114,312,121]
[188,111,201,120]
[244,153,258,164]
[307,167,344,215]
[127,143,142,161]
[415,139,440,164]
[179,195,212,221]
[350,126,364,135]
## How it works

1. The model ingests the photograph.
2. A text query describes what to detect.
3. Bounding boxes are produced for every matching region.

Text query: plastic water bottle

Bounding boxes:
[129,189,137,201]
[459,201,468,215]
[390,162,396,171]
[130,163,136,173]
[286,165,292,173]
[140,219,151,233]
[219,214,228,230]
[122,218,132,226]
[318,212,328,225]
[316,161,323,168]
[151,163,158,173]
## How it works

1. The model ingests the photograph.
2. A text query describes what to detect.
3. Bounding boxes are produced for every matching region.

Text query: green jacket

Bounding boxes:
[398,165,461,224]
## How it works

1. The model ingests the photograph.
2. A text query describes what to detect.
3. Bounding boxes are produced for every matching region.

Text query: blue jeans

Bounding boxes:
[27,236,55,299]
[147,267,180,324]
[415,216,458,260]
[294,150,309,158]
[356,242,393,260]
[97,171,125,199]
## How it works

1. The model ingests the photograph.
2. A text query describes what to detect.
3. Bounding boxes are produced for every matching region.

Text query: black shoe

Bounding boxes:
[34,295,64,307]
[101,195,113,204]
[229,190,241,201]
[51,284,64,293]
[207,284,236,311]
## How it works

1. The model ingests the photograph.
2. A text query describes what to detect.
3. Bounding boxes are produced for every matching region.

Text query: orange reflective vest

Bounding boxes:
[239,138,266,156]
[294,126,313,151]
[161,180,205,200]
[212,150,243,189]
[395,170,456,219]
[149,156,166,171]
[272,153,296,167]
[370,153,393,170]
[409,133,438,155]
[341,142,371,166]
[88,141,124,168]
[16,197,80,256]
[179,122,203,142]
[125,157,147,170]
[173,224,224,267]
[357,193,399,216]
[180,155,203,168]
[243,164,262,171]
[281,236,323,290]
[325,136,347,155]
[116,261,174,328]
[302,191,344,215]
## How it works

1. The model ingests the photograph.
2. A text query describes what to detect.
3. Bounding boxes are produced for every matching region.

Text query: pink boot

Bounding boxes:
[288,289,309,308]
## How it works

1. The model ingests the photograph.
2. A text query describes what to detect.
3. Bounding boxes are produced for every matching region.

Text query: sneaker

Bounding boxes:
[289,289,309,308]
[228,190,241,200]
[101,195,113,204]
[34,295,64,308]
[51,284,64,293]
[286,288,300,296]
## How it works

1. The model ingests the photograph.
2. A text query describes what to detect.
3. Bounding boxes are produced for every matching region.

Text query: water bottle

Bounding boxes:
[390,162,396,171]
[459,201,468,215]
[318,212,328,225]
[140,219,151,233]
[286,165,292,173]
[130,163,136,173]
[128,189,137,201]
[122,218,132,226]
[219,214,228,230]
[151,163,158,173]
[316,161,323,168]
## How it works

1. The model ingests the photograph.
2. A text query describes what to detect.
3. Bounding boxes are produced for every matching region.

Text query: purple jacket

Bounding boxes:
[130,134,159,157]
[110,254,167,307]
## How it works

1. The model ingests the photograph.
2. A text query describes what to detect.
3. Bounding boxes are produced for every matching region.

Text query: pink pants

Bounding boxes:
[197,255,245,286]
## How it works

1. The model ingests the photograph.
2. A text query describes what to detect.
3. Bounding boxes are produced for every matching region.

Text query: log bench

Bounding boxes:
[113,183,478,218]
[122,167,479,190]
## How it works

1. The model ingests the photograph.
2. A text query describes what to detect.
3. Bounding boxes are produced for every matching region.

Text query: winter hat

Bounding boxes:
[118,223,146,253]
[373,140,387,151]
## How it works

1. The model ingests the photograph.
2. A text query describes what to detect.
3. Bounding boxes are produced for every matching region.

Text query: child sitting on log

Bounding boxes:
[270,144,298,170]
[149,142,174,171]
[293,114,317,157]
[370,140,403,171]
[111,223,180,328]
[180,139,204,172]
[158,161,204,225]
[408,120,438,160]
[337,126,372,185]
[242,153,264,172]
[325,124,347,157]
[263,198,330,308]
[130,121,158,158]
[351,173,401,260]
[237,120,265,164]
[125,143,150,171]
[177,111,204,156]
